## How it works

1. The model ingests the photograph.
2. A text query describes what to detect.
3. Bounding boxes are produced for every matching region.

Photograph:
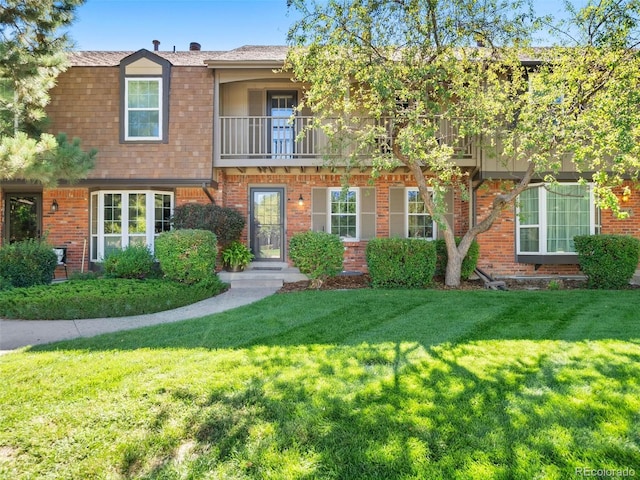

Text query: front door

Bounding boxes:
[4,193,42,243]
[250,187,285,261]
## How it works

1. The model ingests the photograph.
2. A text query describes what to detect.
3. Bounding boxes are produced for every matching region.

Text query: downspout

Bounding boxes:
[212,68,221,177]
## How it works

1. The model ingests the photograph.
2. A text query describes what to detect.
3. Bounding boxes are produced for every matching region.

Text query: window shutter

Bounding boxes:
[438,188,455,239]
[311,188,327,232]
[248,90,263,116]
[389,187,405,237]
[360,187,376,240]
[248,90,263,156]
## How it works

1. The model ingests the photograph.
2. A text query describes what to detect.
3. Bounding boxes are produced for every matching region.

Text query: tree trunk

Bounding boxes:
[443,229,475,288]
[445,246,464,287]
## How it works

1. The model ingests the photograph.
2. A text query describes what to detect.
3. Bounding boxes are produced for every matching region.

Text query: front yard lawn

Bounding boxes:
[1,289,638,479]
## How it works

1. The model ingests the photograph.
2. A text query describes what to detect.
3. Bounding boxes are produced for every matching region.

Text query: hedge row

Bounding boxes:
[288,233,480,289]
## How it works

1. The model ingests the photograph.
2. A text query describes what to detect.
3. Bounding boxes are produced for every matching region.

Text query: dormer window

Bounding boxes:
[119,49,171,143]
[125,78,162,140]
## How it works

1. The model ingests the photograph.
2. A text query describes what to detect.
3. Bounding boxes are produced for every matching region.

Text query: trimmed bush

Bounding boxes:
[289,231,344,288]
[155,229,218,284]
[366,238,436,288]
[172,203,245,247]
[574,234,640,289]
[0,278,226,320]
[103,245,156,279]
[0,239,57,288]
[434,238,480,280]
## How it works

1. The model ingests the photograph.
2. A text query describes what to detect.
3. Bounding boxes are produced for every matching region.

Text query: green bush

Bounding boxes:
[434,238,480,280]
[103,245,156,279]
[0,239,57,288]
[0,276,13,291]
[171,203,245,247]
[155,229,218,284]
[366,238,436,288]
[0,278,226,320]
[574,234,640,289]
[289,231,344,288]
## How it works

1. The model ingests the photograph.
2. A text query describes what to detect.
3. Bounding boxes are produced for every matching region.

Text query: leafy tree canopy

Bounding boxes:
[285,0,640,286]
[0,0,95,185]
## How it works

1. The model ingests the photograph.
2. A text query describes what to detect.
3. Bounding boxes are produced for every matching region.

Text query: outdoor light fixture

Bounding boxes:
[622,186,631,203]
[50,199,59,213]
[298,194,304,206]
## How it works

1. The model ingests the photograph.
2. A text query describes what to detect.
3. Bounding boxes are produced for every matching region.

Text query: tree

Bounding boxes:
[0,0,95,185]
[285,0,640,287]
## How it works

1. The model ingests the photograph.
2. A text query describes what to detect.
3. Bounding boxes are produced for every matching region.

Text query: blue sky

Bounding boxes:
[68,0,585,52]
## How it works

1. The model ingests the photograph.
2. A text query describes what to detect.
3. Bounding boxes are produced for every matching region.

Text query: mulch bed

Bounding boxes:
[277,273,594,293]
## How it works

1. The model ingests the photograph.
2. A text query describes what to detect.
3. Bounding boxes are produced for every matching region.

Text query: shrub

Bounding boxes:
[172,203,245,247]
[366,238,436,288]
[574,234,640,289]
[0,276,13,291]
[0,278,226,320]
[289,231,344,288]
[155,229,218,284]
[0,239,57,288]
[434,238,480,280]
[103,245,156,279]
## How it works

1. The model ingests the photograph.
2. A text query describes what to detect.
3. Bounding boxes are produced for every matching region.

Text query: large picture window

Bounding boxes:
[329,188,359,240]
[125,78,162,140]
[90,191,173,261]
[517,184,599,256]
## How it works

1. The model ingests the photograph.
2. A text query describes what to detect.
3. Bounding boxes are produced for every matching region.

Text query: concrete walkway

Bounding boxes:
[0,286,279,353]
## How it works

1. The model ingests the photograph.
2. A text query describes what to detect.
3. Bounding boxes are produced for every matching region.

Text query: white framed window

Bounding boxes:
[125,78,162,140]
[329,187,359,240]
[90,191,173,261]
[406,188,436,240]
[516,183,599,255]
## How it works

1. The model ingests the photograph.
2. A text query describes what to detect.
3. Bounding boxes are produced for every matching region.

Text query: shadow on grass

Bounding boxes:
[111,339,640,479]
[19,289,640,478]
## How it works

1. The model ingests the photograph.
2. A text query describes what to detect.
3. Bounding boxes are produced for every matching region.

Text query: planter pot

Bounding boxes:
[225,265,245,272]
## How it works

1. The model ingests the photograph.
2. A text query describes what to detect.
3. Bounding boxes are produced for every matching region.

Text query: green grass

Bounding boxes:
[1,289,639,479]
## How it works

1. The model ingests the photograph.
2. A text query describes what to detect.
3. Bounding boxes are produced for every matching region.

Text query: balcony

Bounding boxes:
[216,115,478,168]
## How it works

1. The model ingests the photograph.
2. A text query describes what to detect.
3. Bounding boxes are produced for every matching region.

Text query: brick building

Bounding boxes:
[1,44,638,278]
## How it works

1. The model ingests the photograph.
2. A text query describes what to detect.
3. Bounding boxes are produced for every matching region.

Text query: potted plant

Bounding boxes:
[221,241,254,272]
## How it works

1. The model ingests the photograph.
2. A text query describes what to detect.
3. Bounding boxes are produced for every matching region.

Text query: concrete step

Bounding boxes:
[217,262,308,289]
[632,270,640,286]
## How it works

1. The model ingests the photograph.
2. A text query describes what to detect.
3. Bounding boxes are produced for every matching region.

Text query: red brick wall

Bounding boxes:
[42,188,90,274]
[216,171,470,272]
[475,181,640,277]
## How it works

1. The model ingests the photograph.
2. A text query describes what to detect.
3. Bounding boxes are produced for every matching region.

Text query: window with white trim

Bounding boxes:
[90,191,173,261]
[329,188,359,239]
[517,184,599,255]
[125,78,162,140]
[406,188,436,240]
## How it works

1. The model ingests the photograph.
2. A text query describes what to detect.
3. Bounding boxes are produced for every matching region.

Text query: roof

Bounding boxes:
[67,45,289,68]
[67,50,226,67]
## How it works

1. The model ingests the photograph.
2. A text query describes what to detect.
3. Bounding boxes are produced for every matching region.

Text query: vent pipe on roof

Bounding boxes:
[189,42,201,51]
[152,39,160,51]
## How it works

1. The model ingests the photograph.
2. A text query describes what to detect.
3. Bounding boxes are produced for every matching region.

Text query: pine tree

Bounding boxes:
[0,0,95,184]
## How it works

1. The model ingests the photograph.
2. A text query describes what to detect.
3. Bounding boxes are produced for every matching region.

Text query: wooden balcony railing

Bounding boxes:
[219,115,474,161]
[220,116,328,159]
